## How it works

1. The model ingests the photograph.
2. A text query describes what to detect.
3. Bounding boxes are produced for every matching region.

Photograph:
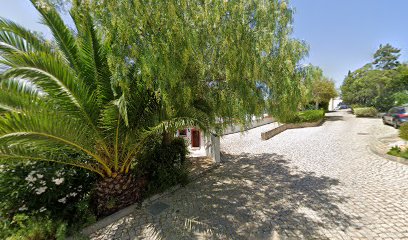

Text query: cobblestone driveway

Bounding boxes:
[90,111,408,239]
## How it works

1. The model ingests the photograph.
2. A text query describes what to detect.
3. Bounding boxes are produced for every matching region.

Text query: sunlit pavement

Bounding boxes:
[90,111,408,239]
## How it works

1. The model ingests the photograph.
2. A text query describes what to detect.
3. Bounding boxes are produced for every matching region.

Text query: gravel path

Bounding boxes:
[90,110,408,239]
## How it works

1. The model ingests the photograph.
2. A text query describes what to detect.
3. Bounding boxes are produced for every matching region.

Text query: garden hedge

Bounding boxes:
[353,107,378,117]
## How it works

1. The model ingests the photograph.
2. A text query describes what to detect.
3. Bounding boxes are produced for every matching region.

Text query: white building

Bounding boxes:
[328,97,343,111]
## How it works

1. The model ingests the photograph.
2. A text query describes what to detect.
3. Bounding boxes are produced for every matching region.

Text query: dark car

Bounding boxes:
[382,105,408,128]
[335,104,349,110]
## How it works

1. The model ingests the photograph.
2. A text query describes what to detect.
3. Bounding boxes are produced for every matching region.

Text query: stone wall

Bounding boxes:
[261,119,324,140]
[222,116,275,135]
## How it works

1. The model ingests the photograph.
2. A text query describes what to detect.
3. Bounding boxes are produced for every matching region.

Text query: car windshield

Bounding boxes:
[396,107,407,114]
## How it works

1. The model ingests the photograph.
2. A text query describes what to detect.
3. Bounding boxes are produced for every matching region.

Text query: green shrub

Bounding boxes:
[0,161,97,239]
[285,110,325,123]
[400,124,408,140]
[388,145,408,159]
[298,110,325,122]
[350,104,364,114]
[4,215,66,240]
[353,107,378,117]
[135,136,189,195]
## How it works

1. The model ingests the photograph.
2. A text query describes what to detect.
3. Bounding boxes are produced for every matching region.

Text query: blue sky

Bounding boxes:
[1,1,408,87]
[290,0,408,86]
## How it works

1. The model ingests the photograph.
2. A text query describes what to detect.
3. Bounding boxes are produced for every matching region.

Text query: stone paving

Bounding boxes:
[89,111,408,239]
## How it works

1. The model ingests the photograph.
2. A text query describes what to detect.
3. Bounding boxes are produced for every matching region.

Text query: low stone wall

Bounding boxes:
[261,119,324,140]
[222,117,275,135]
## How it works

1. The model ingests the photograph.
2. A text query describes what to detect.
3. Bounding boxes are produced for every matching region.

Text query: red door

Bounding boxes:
[191,129,200,147]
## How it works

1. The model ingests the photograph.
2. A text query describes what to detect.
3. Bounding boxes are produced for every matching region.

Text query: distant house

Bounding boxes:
[328,97,343,111]
[176,128,204,149]
[176,115,274,160]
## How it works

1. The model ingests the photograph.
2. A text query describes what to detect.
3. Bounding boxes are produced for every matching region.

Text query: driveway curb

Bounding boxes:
[261,118,324,140]
[368,137,408,166]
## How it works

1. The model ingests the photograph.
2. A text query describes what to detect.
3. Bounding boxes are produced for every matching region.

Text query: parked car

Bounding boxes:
[382,105,408,128]
[335,104,349,110]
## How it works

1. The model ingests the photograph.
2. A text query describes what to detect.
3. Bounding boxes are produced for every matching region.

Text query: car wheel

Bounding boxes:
[393,121,399,129]
[382,118,387,125]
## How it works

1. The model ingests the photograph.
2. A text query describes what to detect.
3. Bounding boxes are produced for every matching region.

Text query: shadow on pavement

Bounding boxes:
[103,152,357,239]
[325,115,344,122]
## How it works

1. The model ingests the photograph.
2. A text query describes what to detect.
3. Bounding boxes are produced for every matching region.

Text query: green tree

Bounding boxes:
[373,44,401,70]
[89,0,308,124]
[301,65,337,110]
[341,63,408,111]
[311,77,338,109]
[0,0,306,215]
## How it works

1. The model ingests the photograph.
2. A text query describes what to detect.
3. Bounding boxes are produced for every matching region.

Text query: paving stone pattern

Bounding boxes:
[90,111,408,239]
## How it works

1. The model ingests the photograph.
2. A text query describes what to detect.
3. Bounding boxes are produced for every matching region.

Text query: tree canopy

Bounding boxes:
[372,43,401,70]
[341,52,408,111]
[87,0,308,124]
[300,65,337,109]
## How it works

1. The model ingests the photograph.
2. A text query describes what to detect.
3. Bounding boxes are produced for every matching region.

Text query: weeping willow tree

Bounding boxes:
[90,0,308,126]
[0,0,306,215]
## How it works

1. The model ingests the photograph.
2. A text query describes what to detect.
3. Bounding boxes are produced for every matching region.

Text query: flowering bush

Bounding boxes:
[0,160,97,239]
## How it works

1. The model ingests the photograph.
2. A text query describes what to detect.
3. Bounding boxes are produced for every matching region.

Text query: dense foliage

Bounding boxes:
[0,161,96,239]
[300,65,337,110]
[341,44,408,111]
[286,109,325,123]
[353,107,378,118]
[373,44,401,70]
[89,0,308,123]
[136,137,189,194]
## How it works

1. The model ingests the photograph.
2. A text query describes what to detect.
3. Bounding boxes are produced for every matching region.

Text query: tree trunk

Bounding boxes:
[162,131,174,145]
[94,173,147,217]
[315,101,319,110]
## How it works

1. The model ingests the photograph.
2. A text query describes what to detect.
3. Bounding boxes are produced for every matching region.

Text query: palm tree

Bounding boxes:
[0,0,206,216]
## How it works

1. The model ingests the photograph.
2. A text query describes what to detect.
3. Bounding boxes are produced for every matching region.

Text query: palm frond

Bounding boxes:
[0,78,43,113]
[0,17,51,53]
[0,49,99,123]
[31,0,81,71]
[71,8,113,106]
[0,145,104,176]
[0,110,112,175]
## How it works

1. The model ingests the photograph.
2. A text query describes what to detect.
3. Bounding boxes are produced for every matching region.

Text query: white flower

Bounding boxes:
[35,186,47,195]
[52,178,64,185]
[19,205,28,211]
[58,197,67,204]
[25,175,37,183]
[39,207,46,212]
[55,170,63,177]
[69,192,77,197]
[36,174,44,179]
